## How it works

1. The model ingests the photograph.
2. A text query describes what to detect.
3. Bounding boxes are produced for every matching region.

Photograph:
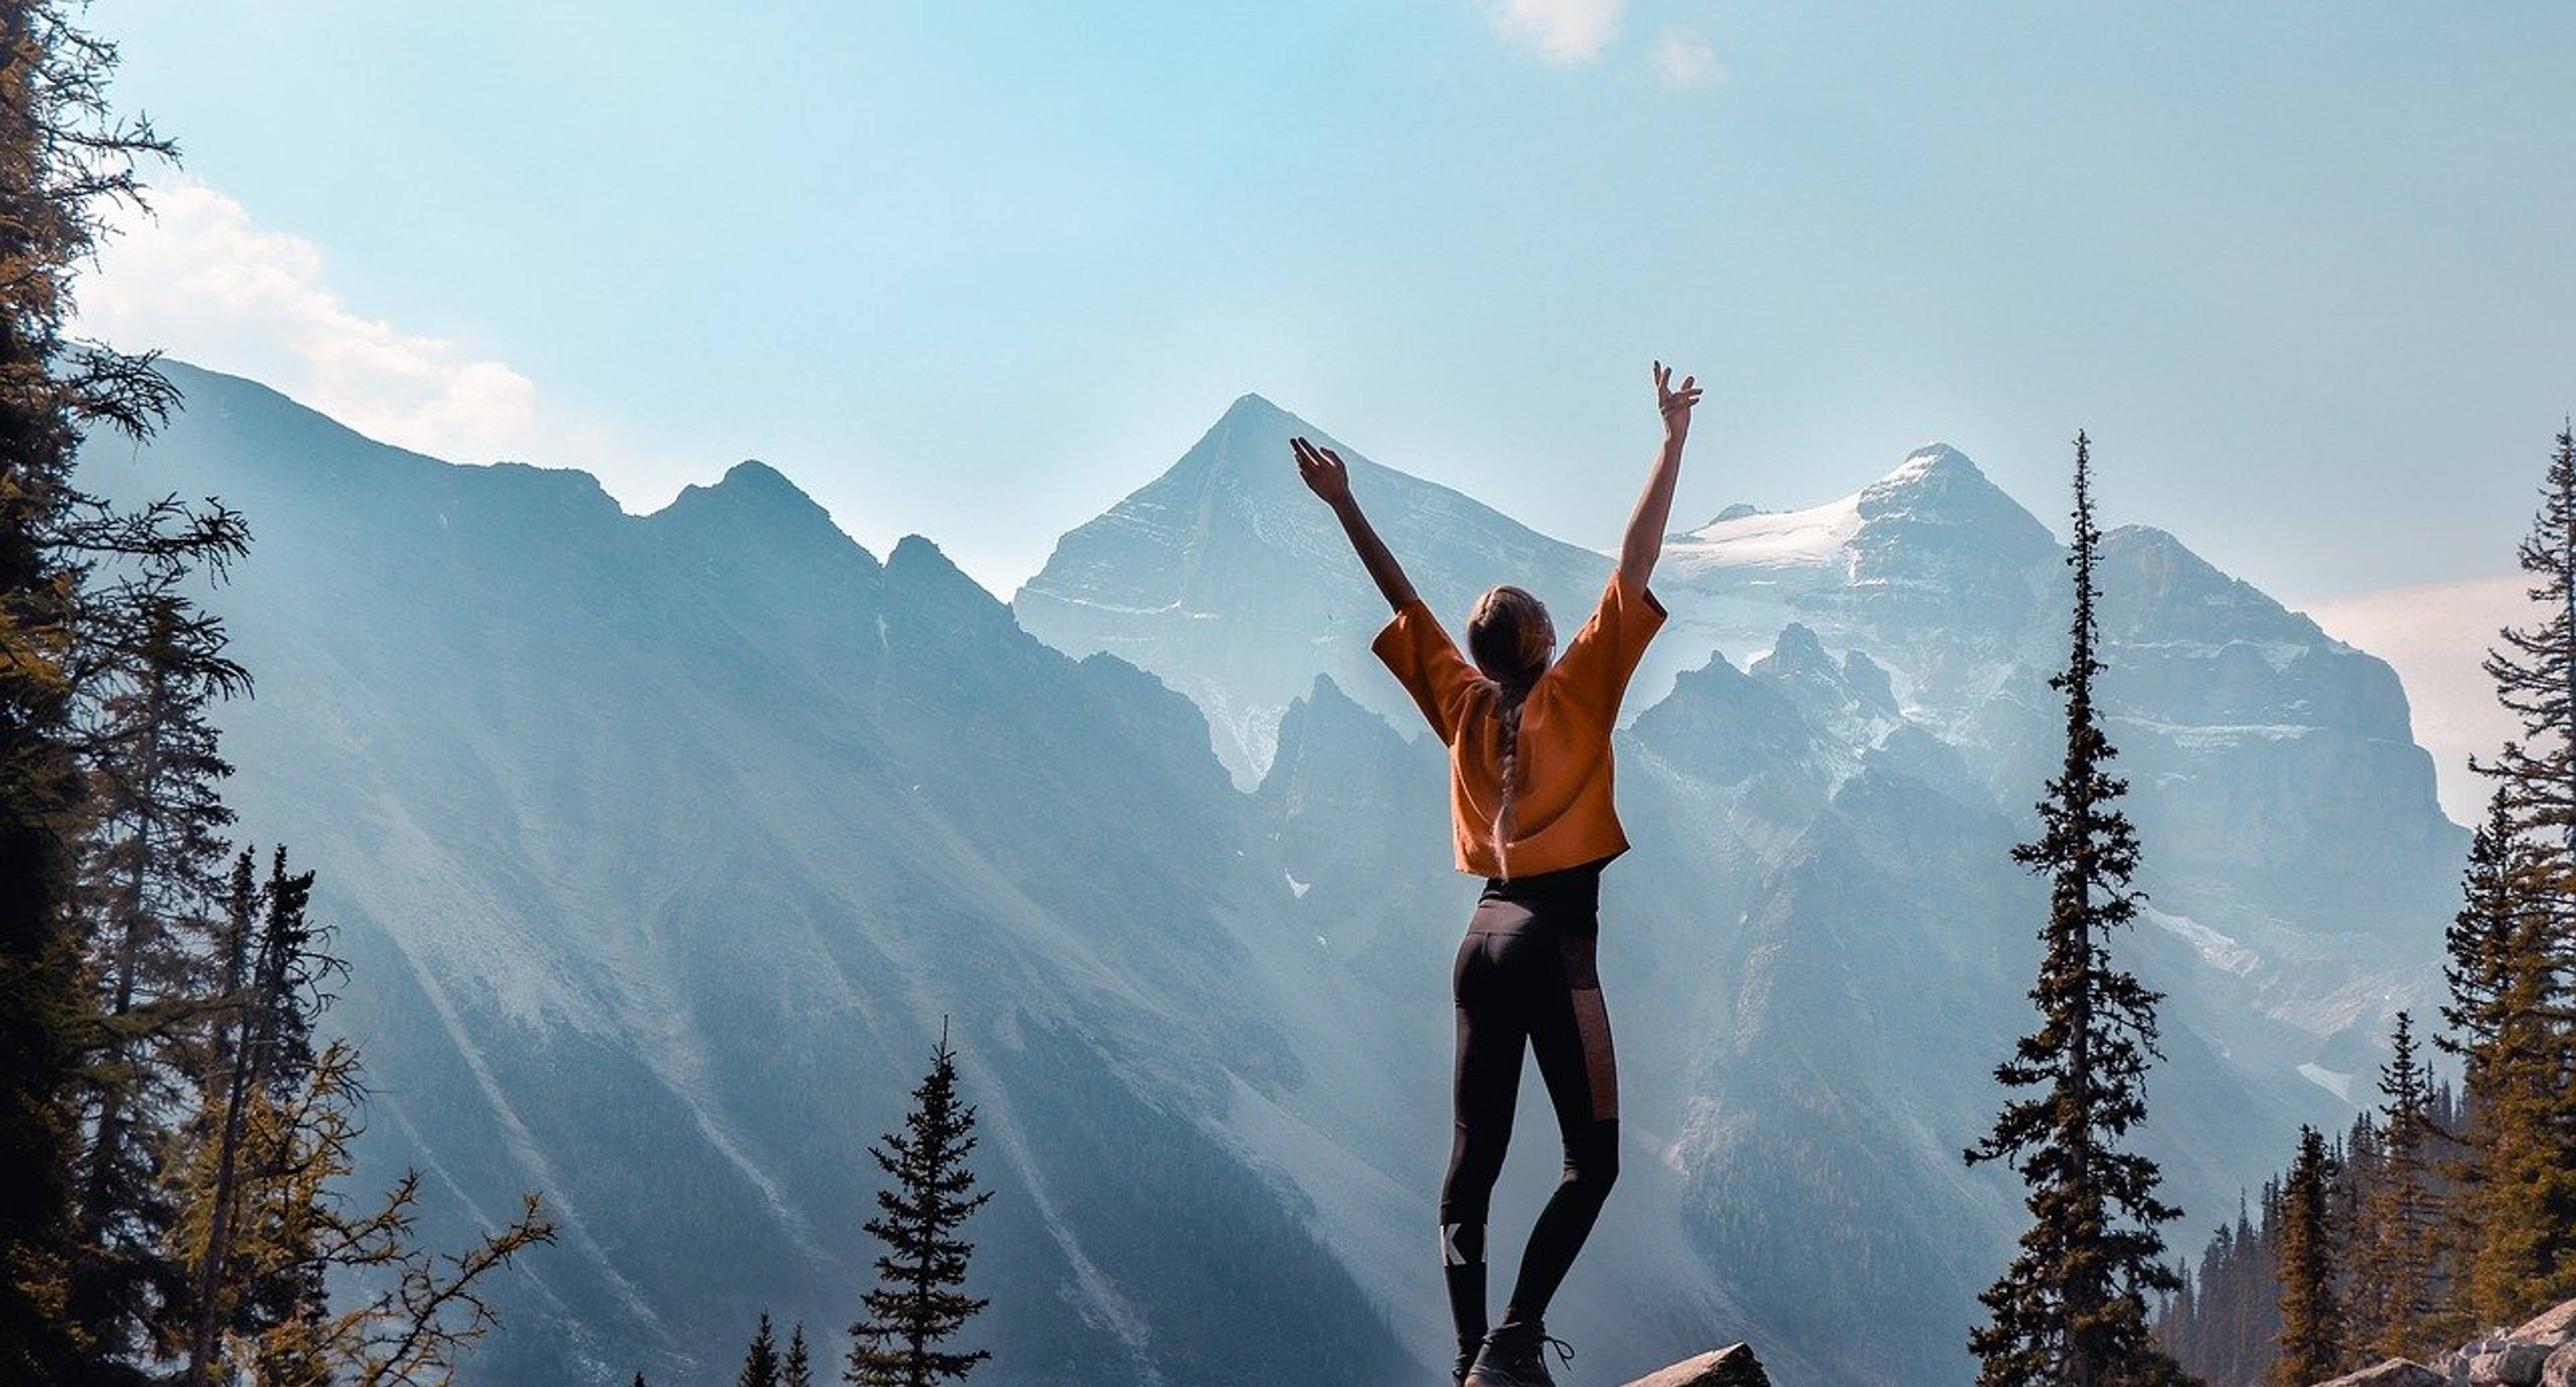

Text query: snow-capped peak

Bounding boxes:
[1880,442,1978,485]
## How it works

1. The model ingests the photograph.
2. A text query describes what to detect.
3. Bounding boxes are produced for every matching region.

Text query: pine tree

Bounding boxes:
[174,846,321,1384]
[847,1025,993,1387]
[2484,423,2576,855]
[2418,1075,2477,1351]
[2443,792,2532,1086]
[2453,425,2576,1323]
[66,584,247,1364]
[2271,1127,2342,1387]
[2438,789,2542,1327]
[0,4,243,1378]
[786,1323,815,1387]
[166,847,553,1387]
[741,1312,784,1387]
[2360,1013,2438,1360]
[1965,433,2185,1387]
[2327,1120,2373,1366]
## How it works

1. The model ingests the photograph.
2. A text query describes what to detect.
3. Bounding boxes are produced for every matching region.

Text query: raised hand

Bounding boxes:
[1292,435,1352,508]
[1623,362,1701,589]
[1295,434,1417,608]
[1654,360,1703,439]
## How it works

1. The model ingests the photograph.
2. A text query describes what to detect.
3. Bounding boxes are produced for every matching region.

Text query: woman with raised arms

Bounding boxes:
[1292,362,1700,1387]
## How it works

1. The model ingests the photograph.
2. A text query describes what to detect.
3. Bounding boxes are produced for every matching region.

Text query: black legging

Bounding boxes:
[1440,861,1620,1353]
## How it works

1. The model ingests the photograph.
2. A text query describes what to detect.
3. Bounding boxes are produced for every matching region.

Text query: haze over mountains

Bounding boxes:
[84,364,2465,1387]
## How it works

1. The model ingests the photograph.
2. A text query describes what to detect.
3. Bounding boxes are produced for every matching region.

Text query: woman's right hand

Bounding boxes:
[1293,436,1352,507]
[1655,361,1702,439]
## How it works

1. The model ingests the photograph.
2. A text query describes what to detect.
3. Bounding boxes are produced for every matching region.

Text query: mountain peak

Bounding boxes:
[654,458,835,526]
[1847,441,2055,565]
[1220,391,1291,425]
[645,457,866,572]
[883,533,1027,642]
[714,457,814,502]
[888,531,966,577]
[1014,394,1609,785]
[1872,443,1984,492]
[1760,622,1835,679]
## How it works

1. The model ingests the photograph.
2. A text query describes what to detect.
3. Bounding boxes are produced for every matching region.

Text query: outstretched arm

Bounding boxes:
[1619,361,1703,591]
[1294,435,1419,612]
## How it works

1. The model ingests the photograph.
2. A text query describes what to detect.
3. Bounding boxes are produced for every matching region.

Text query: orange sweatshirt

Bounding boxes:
[1371,573,1667,879]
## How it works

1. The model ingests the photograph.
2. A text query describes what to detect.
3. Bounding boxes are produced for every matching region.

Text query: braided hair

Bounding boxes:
[1466,585,1555,879]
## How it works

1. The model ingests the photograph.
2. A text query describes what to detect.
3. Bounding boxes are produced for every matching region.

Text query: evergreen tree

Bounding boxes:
[2359,1012,2438,1360]
[741,1312,784,1387]
[847,1025,992,1387]
[2483,423,2576,855]
[173,846,321,1384]
[787,1323,815,1387]
[2443,792,2533,1087]
[2271,1127,2342,1387]
[2159,1187,2303,1386]
[2226,1197,2270,1383]
[2453,423,2576,1322]
[2326,1121,2371,1366]
[166,847,553,1387]
[66,584,247,1365]
[0,4,245,1378]
[1965,433,2185,1387]
[2418,1075,2477,1351]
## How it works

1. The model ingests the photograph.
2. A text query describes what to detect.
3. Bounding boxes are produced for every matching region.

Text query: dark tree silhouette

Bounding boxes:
[2452,425,2576,1321]
[0,3,252,1378]
[163,848,552,1387]
[68,579,248,1366]
[740,1312,783,1387]
[2269,1126,2342,1387]
[2358,1012,2438,1360]
[786,1323,815,1387]
[847,1024,992,1387]
[176,848,321,1386]
[1965,433,2184,1387]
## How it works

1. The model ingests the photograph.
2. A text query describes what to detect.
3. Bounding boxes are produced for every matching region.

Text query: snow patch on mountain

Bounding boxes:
[2298,1063,2357,1104]
[1665,491,1864,576]
[2143,905,2262,976]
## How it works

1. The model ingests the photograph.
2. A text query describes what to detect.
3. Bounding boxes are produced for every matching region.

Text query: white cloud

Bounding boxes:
[73,180,616,473]
[1480,0,1624,64]
[1651,27,1723,87]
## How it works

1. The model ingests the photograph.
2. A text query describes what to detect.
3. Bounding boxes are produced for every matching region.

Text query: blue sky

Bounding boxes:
[81,1,2576,605]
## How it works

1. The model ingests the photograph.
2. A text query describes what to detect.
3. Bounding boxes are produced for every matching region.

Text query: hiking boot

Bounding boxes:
[1452,1346,1477,1386]
[1464,1320,1573,1387]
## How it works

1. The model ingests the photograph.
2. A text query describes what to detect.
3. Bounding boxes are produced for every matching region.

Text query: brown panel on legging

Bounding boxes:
[1570,985,1617,1122]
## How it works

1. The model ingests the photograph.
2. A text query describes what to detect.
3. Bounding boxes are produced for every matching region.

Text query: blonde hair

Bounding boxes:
[1466,585,1554,878]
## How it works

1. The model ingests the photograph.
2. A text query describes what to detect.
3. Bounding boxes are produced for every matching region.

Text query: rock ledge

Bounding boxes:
[2299,1296,2576,1387]
[1619,1343,1769,1387]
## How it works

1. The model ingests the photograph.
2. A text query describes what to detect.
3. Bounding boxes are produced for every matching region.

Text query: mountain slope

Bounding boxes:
[87,362,1420,1387]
